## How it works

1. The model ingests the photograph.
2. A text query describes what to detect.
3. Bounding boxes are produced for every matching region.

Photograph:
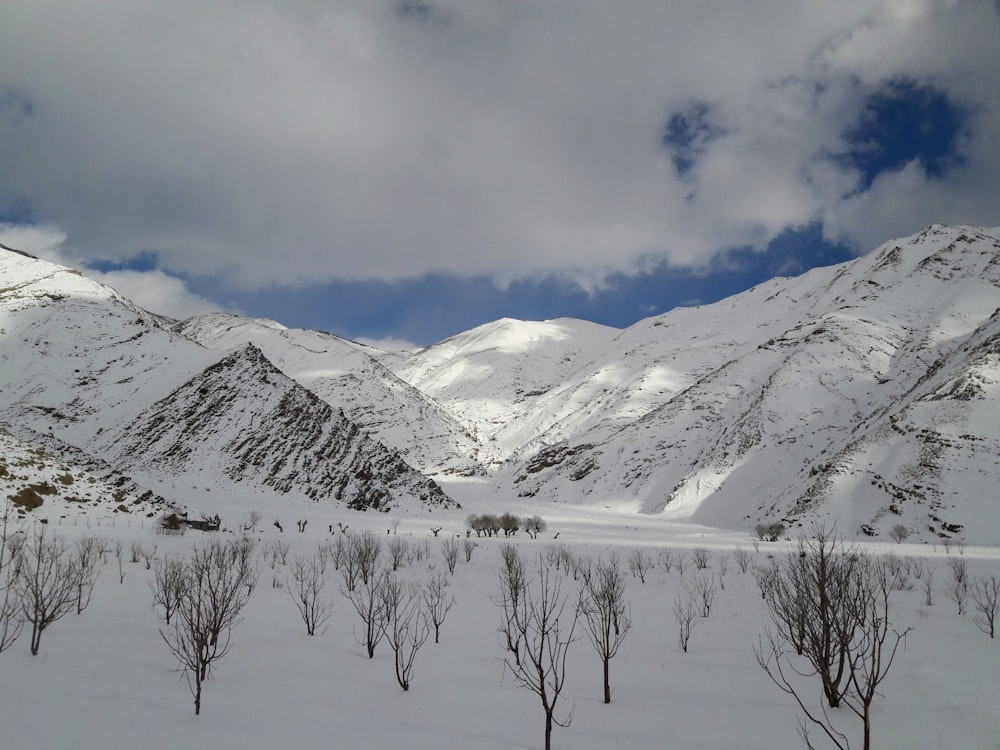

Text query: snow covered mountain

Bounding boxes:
[3,224,998,542]
[0,251,457,519]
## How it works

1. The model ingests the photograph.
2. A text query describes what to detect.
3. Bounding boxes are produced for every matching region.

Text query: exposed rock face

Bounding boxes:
[105,344,455,512]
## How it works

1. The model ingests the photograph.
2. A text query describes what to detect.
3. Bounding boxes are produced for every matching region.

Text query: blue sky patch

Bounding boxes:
[840,78,968,191]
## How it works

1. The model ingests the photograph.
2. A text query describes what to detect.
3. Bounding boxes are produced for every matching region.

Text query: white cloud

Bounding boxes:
[0,1,997,292]
[0,223,225,320]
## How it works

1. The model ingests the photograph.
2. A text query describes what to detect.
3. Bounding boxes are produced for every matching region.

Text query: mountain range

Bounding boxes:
[2,224,998,542]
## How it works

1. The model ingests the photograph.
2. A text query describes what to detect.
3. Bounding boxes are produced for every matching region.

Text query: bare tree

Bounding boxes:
[757,527,866,708]
[923,569,934,606]
[692,547,711,570]
[687,572,716,618]
[579,552,632,703]
[733,545,752,574]
[72,535,102,615]
[246,509,262,534]
[499,558,580,750]
[386,536,409,572]
[946,557,968,615]
[755,558,912,750]
[658,548,674,573]
[114,540,125,584]
[495,542,528,666]
[422,571,455,644]
[17,526,77,656]
[971,575,1000,638]
[888,524,909,544]
[441,536,460,575]
[289,555,333,636]
[128,540,145,564]
[673,592,697,653]
[522,515,547,540]
[627,547,654,583]
[499,512,521,537]
[141,543,157,571]
[158,543,255,716]
[263,539,290,569]
[150,555,188,626]
[351,532,382,585]
[381,574,431,691]
[0,503,24,653]
[343,566,387,658]
[462,537,477,563]
[675,552,687,578]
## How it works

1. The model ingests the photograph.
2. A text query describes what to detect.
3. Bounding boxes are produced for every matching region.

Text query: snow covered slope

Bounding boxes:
[174,314,484,476]
[4,225,998,541]
[0,251,457,517]
[509,226,1000,542]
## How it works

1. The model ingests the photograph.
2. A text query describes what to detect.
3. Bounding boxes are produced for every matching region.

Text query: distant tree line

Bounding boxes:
[466,513,547,538]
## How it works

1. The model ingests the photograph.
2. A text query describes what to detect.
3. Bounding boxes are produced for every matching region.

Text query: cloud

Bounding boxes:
[0,1,997,294]
[0,223,224,320]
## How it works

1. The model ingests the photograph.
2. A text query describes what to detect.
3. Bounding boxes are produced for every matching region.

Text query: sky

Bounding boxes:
[1,1,998,348]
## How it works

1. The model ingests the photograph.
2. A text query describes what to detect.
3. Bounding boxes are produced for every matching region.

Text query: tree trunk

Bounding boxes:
[545,711,553,750]
[603,657,611,704]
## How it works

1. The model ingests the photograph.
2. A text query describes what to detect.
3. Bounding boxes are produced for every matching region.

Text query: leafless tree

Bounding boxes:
[495,542,528,666]
[159,542,255,716]
[386,536,409,572]
[289,555,333,636]
[462,537,477,563]
[72,535,102,615]
[908,555,925,580]
[17,526,77,656]
[658,548,674,573]
[923,569,934,606]
[149,555,187,626]
[757,527,865,708]
[687,572,716,618]
[971,575,1000,638]
[246,509,262,534]
[381,574,430,691]
[627,547,654,583]
[263,539,290,568]
[499,557,580,750]
[522,515,547,539]
[675,552,687,578]
[889,524,909,544]
[0,503,24,653]
[755,558,912,750]
[441,536,460,575]
[128,540,145,564]
[673,592,697,653]
[114,540,125,584]
[733,545,752,574]
[946,557,968,615]
[692,547,711,570]
[351,532,382,585]
[579,552,632,703]
[499,512,521,537]
[422,571,455,644]
[141,543,157,571]
[344,565,388,658]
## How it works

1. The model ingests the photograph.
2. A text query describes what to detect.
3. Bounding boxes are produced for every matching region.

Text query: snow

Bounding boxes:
[1,506,998,750]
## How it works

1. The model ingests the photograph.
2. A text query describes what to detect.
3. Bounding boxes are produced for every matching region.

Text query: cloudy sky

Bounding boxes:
[2,1,998,347]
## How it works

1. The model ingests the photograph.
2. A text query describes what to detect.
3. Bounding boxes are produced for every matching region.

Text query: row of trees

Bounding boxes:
[0,509,104,657]
[466,513,547,538]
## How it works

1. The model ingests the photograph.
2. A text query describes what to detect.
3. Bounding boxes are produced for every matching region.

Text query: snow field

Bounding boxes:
[1,517,998,750]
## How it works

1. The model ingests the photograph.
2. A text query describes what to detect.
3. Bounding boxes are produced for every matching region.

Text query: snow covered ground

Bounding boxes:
[1,494,997,750]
